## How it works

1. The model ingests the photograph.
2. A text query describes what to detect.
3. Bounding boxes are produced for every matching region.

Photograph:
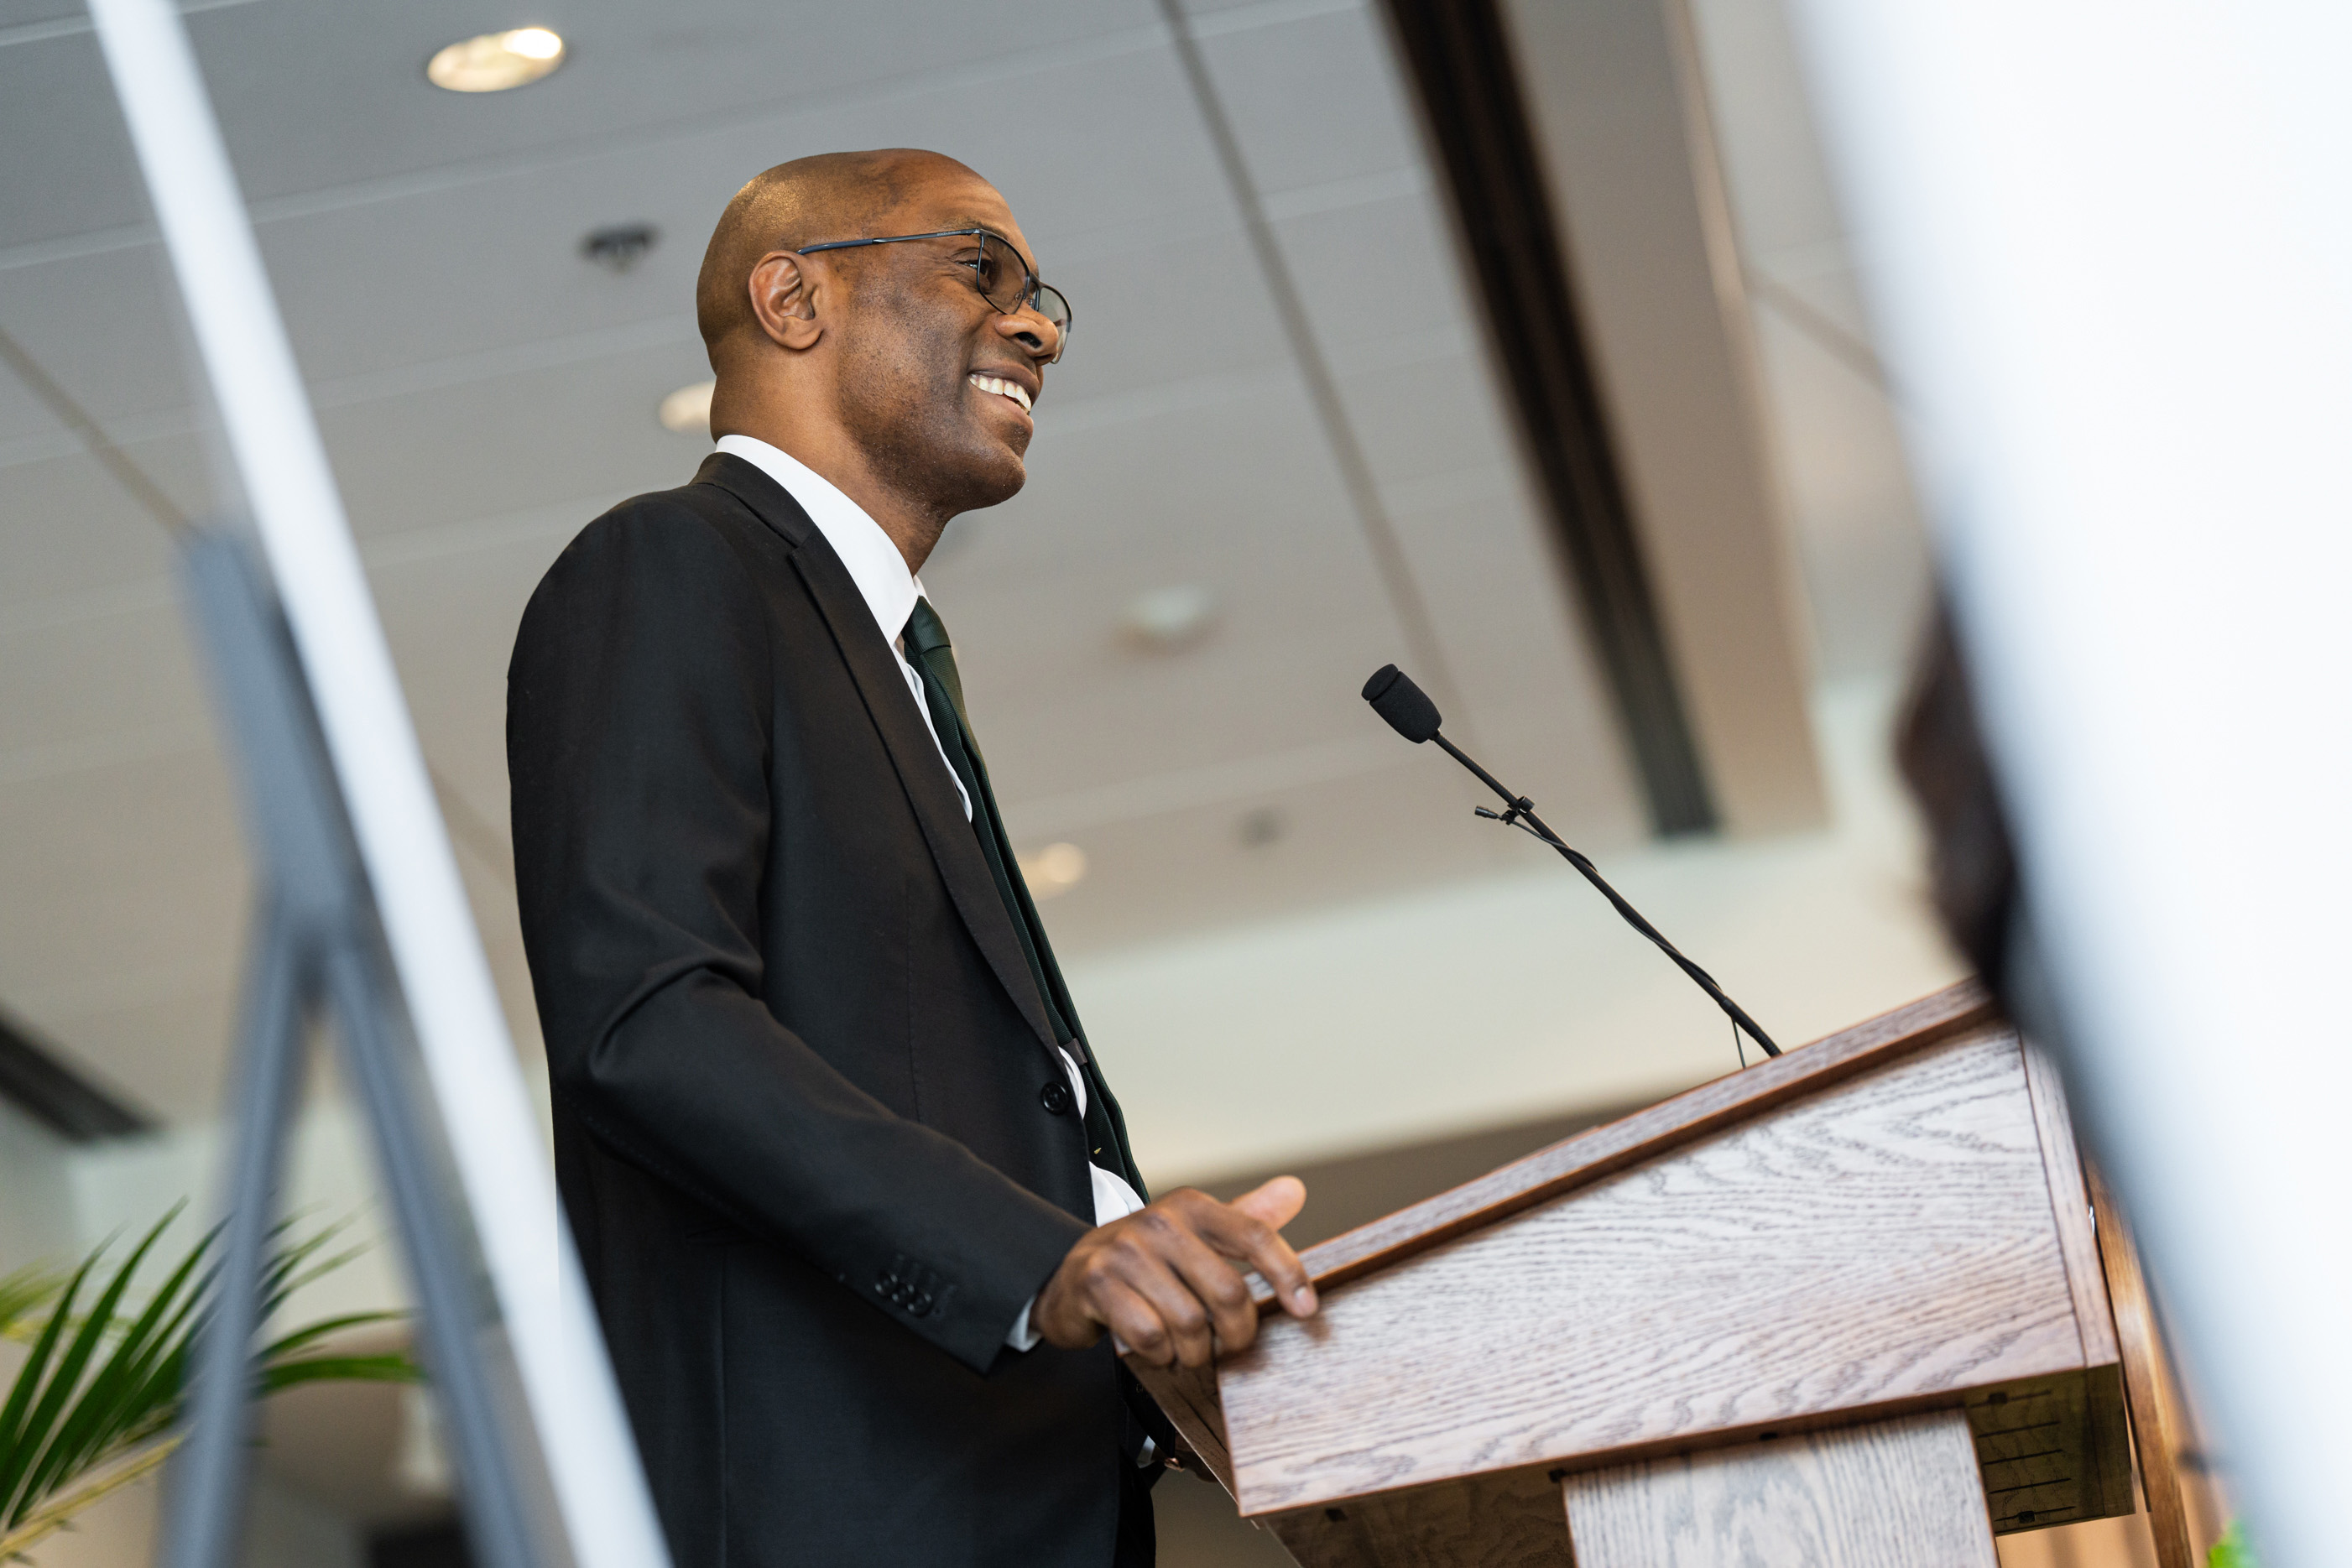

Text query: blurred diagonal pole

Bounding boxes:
[169,538,545,1568]
[83,3,671,1567]
[1786,3,2352,1564]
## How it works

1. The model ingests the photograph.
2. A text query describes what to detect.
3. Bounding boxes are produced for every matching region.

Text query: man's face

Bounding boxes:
[823,170,1058,518]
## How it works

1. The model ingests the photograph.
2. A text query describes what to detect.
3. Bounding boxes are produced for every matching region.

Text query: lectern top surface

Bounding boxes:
[1254,981,1996,1308]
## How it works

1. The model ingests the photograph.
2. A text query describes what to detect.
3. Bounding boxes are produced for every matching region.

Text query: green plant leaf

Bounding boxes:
[0,1268,65,1342]
[2209,1520,2260,1568]
[256,1310,404,1366]
[0,1251,101,1524]
[0,1206,417,1540]
[1,1211,176,1529]
[27,1222,214,1509]
[256,1355,420,1395]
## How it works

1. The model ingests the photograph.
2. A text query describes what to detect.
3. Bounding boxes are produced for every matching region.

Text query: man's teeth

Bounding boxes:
[968,373,1032,413]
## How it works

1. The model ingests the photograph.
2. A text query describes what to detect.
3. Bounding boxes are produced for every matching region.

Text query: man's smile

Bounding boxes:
[967,372,1033,415]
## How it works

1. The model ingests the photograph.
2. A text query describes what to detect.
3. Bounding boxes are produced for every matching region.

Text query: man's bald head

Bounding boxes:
[695,148,987,360]
[694,148,1057,564]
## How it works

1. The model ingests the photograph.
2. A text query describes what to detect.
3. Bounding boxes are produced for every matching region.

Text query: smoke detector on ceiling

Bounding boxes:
[582,223,659,273]
[1238,807,1286,849]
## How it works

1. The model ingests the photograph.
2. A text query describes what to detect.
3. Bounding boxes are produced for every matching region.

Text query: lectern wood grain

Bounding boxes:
[1561,1411,1998,1568]
[1133,987,2131,1566]
[1128,1358,1235,1493]
[1219,1024,2083,1514]
[1252,983,1994,1308]
[1265,1467,1573,1568]
[2021,1044,2118,1368]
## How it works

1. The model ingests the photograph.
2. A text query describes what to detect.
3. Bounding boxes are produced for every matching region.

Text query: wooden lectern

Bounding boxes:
[1133,984,2166,1566]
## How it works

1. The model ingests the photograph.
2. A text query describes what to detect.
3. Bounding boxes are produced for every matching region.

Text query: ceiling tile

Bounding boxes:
[0,247,206,430]
[0,452,185,609]
[0,31,149,251]
[1270,190,1476,352]
[0,591,210,761]
[187,0,1163,212]
[1331,348,1515,492]
[1192,3,1420,197]
[1016,748,1511,956]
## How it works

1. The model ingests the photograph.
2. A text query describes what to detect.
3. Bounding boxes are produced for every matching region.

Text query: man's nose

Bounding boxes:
[995,305,1061,364]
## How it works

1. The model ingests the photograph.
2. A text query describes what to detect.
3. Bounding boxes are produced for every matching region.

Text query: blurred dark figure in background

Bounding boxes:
[1898,602,2021,994]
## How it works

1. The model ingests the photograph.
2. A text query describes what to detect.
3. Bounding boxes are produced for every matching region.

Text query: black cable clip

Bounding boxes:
[1473,796,1539,831]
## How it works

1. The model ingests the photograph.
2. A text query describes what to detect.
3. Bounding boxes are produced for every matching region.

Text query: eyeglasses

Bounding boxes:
[797,227,1073,363]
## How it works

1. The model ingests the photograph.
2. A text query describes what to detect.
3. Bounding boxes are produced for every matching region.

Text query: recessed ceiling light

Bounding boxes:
[657,380,714,435]
[1019,842,1087,899]
[1120,584,1219,653]
[426,27,566,93]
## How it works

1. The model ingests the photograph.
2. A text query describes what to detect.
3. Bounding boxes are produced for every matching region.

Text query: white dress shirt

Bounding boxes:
[714,436,1145,1351]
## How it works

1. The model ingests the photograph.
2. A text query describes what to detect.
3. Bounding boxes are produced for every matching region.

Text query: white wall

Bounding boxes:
[0,1097,75,1273]
[66,1092,408,1321]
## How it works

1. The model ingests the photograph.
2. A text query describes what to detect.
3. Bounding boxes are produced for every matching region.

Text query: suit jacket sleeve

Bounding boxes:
[507,500,1087,1373]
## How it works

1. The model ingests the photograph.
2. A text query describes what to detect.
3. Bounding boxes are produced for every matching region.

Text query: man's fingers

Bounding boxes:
[1071,1180,1319,1376]
[1118,1232,1230,1367]
[1097,1278,1179,1367]
[1231,1175,1306,1231]
[1153,1224,1263,1355]
[1194,1185,1317,1319]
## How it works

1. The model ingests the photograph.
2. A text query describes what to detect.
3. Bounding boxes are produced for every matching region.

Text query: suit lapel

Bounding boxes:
[693,455,1062,1055]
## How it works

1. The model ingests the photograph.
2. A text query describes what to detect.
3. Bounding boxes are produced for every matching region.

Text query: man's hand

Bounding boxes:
[1033,1177,1317,1367]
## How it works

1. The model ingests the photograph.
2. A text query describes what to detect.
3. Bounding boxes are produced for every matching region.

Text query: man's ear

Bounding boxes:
[748,252,823,351]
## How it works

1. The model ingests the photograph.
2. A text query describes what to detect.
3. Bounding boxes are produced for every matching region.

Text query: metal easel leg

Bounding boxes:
[164,530,549,1568]
[322,942,541,1568]
[162,903,312,1568]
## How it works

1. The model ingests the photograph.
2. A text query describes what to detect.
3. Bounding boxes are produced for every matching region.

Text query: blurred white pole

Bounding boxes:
[1785,3,2352,1562]
[85,3,672,1565]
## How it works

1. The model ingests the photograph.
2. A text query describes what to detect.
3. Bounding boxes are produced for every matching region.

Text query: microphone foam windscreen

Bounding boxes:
[1362,664,1442,743]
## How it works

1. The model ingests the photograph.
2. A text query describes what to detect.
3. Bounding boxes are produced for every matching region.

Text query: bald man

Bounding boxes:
[508,151,1317,1567]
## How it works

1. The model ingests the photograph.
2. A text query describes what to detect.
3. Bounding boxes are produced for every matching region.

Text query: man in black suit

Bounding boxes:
[508,149,1319,1567]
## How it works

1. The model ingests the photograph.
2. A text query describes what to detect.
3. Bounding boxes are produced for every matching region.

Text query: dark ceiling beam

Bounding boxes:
[0,1008,154,1142]
[1379,0,1718,837]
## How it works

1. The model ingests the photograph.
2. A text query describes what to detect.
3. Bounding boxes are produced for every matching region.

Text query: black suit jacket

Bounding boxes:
[508,453,1130,1567]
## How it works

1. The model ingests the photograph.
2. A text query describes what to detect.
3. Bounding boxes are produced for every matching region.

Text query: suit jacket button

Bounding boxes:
[911,1292,934,1316]
[1040,1081,1073,1116]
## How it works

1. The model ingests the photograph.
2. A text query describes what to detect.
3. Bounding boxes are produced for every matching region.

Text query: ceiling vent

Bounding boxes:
[582,223,659,273]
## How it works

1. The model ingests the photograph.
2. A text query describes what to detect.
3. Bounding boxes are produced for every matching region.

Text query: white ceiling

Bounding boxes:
[0,0,1637,1122]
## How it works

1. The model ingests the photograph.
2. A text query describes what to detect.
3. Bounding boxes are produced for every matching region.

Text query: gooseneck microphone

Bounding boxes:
[1363,664,1781,1059]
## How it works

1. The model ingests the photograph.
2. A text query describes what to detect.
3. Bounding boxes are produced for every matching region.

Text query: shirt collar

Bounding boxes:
[714,434,926,646]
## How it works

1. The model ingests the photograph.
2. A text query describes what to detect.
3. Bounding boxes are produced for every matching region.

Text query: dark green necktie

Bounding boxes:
[901,597,1144,1198]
